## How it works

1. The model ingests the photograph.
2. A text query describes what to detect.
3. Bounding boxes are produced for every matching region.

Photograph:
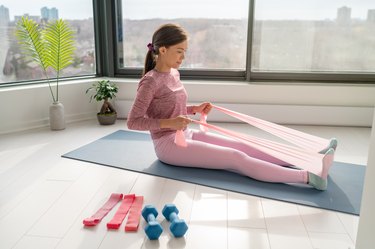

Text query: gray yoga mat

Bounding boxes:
[62,130,365,215]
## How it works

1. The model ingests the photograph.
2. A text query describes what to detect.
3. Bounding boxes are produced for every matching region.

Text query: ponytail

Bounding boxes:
[143,50,155,76]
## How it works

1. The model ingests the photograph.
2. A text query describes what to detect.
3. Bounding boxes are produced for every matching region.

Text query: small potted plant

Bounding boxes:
[86,79,119,125]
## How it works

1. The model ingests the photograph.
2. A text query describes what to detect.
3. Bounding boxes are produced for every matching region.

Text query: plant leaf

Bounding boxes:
[43,19,76,73]
[15,16,48,70]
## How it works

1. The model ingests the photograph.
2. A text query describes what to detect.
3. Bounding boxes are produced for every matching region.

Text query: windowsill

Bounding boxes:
[1,76,374,107]
[0,77,96,92]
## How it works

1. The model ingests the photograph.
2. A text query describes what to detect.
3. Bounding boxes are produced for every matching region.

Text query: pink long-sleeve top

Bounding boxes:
[127,68,195,140]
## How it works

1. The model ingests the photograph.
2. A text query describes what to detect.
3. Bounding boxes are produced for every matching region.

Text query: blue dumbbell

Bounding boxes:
[141,205,163,240]
[162,204,188,237]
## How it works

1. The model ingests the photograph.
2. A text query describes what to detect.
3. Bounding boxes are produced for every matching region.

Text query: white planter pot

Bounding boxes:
[49,102,65,130]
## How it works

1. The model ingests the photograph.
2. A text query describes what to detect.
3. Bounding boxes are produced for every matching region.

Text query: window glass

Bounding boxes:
[0,0,95,85]
[119,0,249,70]
[252,0,375,73]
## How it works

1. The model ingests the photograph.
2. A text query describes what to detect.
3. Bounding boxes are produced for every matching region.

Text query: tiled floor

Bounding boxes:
[0,120,370,249]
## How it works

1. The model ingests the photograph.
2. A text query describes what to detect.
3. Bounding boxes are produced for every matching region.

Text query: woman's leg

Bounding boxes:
[154,133,307,184]
[192,130,292,166]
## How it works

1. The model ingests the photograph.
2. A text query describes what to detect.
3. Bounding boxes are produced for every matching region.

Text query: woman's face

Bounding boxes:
[160,40,188,69]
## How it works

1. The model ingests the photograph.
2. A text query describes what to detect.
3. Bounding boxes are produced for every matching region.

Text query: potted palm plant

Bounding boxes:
[86,79,118,125]
[15,16,76,130]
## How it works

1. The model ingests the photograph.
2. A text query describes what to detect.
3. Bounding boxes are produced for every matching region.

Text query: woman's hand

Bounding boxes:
[194,102,212,115]
[160,115,191,130]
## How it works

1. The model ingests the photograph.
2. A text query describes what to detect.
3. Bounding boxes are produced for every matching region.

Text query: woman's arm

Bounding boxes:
[127,78,160,131]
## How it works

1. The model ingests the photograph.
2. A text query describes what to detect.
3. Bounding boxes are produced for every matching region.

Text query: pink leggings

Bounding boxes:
[153,129,308,184]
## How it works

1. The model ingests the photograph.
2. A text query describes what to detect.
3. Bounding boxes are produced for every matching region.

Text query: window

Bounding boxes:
[0,0,96,86]
[116,0,249,78]
[3,1,374,84]
[114,0,375,82]
[252,0,375,75]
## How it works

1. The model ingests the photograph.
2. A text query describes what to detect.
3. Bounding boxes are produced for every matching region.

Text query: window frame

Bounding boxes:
[101,0,375,83]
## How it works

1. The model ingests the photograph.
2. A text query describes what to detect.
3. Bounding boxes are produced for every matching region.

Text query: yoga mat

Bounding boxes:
[62,130,365,215]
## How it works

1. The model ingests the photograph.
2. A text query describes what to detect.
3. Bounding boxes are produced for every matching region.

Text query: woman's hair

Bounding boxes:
[143,23,188,76]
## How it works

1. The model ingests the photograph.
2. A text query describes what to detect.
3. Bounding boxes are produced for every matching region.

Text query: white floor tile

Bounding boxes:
[185,225,227,249]
[262,199,306,232]
[298,206,346,233]
[268,230,313,249]
[228,192,266,229]
[308,232,355,249]
[27,166,114,238]
[13,236,60,249]
[190,186,227,226]
[0,180,70,249]
[336,212,359,243]
[228,227,270,249]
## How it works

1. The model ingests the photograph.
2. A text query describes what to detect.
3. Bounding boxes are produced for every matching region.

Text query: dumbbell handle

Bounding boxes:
[168,212,179,222]
[147,213,157,223]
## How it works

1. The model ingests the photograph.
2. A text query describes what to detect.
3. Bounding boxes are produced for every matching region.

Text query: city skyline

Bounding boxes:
[0,0,92,21]
[0,5,59,24]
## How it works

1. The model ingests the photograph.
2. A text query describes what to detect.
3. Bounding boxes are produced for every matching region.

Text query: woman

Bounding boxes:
[127,23,333,190]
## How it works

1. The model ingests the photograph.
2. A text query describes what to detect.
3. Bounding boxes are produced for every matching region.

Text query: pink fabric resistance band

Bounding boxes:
[83,193,123,226]
[211,105,330,151]
[125,195,144,231]
[107,194,135,229]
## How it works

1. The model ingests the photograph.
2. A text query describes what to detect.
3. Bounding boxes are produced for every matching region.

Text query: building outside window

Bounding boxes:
[0,0,96,86]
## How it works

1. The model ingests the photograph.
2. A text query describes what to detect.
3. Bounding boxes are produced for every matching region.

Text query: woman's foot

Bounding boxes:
[308,172,327,190]
[319,138,338,154]
[321,148,335,180]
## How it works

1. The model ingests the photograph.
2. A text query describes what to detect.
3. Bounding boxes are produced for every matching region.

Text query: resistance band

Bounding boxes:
[175,105,335,178]
[211,105,336,152]
[107,194,135,229]
[83,193,123,226]
[125,195,144,231]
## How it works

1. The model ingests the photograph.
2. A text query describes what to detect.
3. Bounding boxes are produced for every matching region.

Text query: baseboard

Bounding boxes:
[115,100,374,127]
[0,112,97,135]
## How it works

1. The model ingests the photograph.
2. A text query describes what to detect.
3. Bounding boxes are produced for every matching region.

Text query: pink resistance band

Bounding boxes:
[125,195,144,231]
[107,194,135,229]
[212,105,330,151]
[175,105,334,178]
[83,193,123,226]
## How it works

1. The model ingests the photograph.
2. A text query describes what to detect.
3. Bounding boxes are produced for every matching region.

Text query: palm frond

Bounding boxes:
[15,17,48,71]
[43,19,76,73]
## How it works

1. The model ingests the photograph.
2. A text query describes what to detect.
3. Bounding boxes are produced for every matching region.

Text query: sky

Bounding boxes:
[1,0,374,21]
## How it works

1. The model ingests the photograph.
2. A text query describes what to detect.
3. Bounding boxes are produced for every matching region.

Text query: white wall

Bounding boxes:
[0,77,374,134]
[356,110,375,249]
[0,79,98,134]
